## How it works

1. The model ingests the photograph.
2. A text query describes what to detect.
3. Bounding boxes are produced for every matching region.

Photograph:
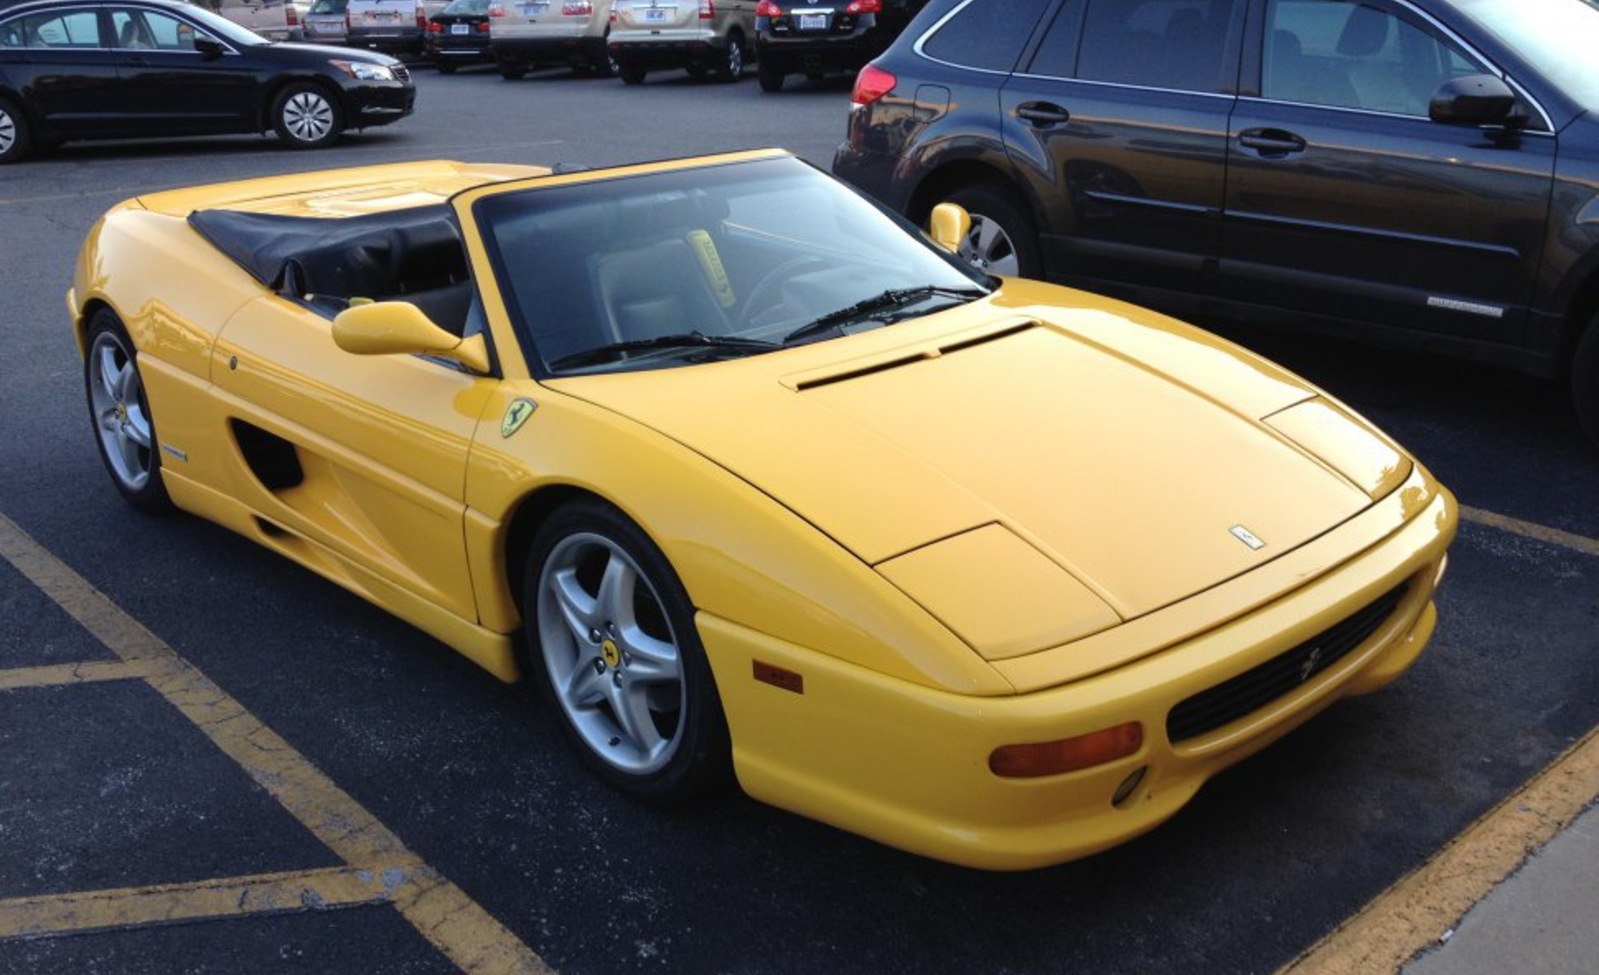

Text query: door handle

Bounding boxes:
[1016,101,1071,127]
[1238,128,1307,157]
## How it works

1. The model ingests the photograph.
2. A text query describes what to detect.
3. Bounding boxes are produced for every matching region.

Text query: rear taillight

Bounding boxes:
[851,63,895,106]
[755,0,783,15]
[426,20,441,32]
[489,2,505,16]
[344,11,351,29]
[699,0,715,20]
[286,3,299,25]
[562,0,593,14]
[844,0,880,11]
[478,20,491,31]
[416,3,427,28]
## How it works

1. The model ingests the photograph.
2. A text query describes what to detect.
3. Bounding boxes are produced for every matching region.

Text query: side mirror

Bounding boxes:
[194,36,225,60]
[928,202,971,255]
[332,301,492,374]
[1430,73,1519,126]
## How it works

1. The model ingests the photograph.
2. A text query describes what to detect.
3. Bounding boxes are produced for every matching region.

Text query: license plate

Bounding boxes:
[642,7,670,22]
[368,11,401,22]
[450,23,470,34]
[798,13,828,29]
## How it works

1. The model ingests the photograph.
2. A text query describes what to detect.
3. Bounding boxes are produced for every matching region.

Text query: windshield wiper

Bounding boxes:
[782,286,989,346]
[549,331,779,371]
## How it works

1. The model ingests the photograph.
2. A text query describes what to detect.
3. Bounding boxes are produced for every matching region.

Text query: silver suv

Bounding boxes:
[608,0,755,83]
[488,0,615,78]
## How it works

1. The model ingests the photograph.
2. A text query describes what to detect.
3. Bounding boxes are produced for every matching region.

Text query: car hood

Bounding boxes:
[548,285,1406,655]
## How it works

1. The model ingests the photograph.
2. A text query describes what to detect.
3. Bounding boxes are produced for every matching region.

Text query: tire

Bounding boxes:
[436,60,458,75]
[84,309,171,513]
[619,62,646,85]
[712,32,744,82]
[757,62,784,92]
[943,183,1042,280]
[271,82,342,150]
[1572,313,1599,449]
[497,59,528,80]
[522,499,731,801]
[0,96,31,165]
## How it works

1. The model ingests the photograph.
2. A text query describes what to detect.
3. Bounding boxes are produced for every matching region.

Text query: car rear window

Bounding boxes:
[919,0,1052,72]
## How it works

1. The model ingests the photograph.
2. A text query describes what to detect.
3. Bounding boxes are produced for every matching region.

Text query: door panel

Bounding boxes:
[1001,0,1245,292]
[1221,0,1555,343]
[211,297,497,621]
[110,7,258,132]
[0,8,121,135]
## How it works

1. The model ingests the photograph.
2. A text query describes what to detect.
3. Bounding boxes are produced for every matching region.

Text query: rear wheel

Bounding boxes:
[0,96,32,164]
[271,82,342,149]
[619,61,646,84]
[1573,313,1599,448]
[84,309,171,513]
[497,59,529,80]
[523,499,730,801]
[436,60,458,74]
[943,183,1041,280]
[713,32,744,82]
[757,61,784,92]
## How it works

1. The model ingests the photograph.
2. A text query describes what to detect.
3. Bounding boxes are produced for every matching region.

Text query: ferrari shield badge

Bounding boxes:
[501,398,537,438]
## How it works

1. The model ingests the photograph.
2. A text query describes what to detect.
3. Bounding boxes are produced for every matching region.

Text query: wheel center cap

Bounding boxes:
[115,402,129,424]
[601,639,621,670]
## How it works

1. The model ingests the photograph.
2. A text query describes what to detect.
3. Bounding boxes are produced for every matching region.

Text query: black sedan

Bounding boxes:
[423,0,492,74]
[752,0,923,92]
[0,0,414,162]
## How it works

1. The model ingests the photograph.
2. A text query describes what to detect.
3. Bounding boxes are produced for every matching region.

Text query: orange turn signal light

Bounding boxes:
[989,722,1144,779]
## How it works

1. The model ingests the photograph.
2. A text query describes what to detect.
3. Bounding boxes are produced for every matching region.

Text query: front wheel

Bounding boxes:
[0,96,32,164]
[942,184,1042,280]
[523,499,730,801]
[272,82,342,149]
[1572,314,1599,449]
[84,309,171,513]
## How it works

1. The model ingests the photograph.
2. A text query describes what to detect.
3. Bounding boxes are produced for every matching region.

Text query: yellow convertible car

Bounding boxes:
[70,149,1456,870]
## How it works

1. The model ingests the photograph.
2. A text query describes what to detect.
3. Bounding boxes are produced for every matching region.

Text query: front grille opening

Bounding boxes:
[1166,583,1410,745]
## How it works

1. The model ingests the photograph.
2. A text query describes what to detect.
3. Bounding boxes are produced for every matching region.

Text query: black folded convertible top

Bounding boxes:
[187,205,467,302]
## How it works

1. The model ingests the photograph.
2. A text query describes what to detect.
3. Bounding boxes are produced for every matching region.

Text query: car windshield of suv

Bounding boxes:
[1455,0,1599,108]
[478,157,993,375]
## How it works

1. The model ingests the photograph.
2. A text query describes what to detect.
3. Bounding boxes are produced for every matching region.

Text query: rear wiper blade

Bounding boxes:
[550,331,778,370]
[782,286,989,346]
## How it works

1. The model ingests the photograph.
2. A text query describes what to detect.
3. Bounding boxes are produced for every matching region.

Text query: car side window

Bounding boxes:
[110,9,202,50]
[919,0,1054,72]
[1075,0,1241,92]
[1263,0,1485,115]
[9,11,105,48]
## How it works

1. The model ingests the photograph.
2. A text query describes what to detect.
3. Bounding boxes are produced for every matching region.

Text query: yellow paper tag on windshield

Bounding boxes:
[685,230,736,309]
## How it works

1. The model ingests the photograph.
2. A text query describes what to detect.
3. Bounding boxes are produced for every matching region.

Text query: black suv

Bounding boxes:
[832,0,1599,446]
[753,0,924,91]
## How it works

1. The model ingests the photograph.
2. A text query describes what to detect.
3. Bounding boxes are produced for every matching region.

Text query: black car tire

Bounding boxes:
[437,60,458,74]
[271,82,343,150]
[713,32,744,82]
[1572,313,1599,448]
[757,61,784,92]
[944,183,1042,280]
[0,96,31,164]
[619,62,646,85]
[498,59,529,80]
[522,498,731,802]
[84,309,172,513]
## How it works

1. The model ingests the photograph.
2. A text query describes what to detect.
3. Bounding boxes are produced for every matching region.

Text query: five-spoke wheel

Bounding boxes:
[84,310,170,512]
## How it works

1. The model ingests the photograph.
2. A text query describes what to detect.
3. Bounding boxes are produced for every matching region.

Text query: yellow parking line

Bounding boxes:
[0,866,395,940]
[0,658,165,691]
[1275,726,1599,975]
[0,512,554,975]
[1460,505,1599,558]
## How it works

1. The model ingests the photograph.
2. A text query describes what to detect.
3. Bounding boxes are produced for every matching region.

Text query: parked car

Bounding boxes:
[302,0,348,43]
[70,147,1455,869]
[608,0,754,84]
[192,0,309,41]
[426,0,493,71]
[487,0,613,79]
[752,0,922,92]
[0,0,414,162]
[345,0,445,53]
[833,0,1599,447]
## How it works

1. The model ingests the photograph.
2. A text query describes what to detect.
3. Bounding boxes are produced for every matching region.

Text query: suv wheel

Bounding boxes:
[757,62,784,92]
[1573,313,1599,448]
[713,32,744,82]
[498,59,529,80]
[945,184,1041,279]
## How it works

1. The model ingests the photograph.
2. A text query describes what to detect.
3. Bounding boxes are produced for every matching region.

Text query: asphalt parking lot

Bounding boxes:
[1,63,1596,975]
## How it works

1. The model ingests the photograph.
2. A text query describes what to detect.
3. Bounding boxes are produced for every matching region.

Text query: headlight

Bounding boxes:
[330,60,397,82]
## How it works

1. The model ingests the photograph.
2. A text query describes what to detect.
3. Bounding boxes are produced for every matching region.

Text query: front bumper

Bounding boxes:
[342,81,417,126]
[703,470,1456,870]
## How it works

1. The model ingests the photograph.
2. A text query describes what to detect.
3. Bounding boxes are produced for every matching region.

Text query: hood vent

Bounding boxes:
[785,319,1038,392]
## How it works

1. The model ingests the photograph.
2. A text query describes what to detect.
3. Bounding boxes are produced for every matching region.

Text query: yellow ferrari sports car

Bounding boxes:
[70,149,1456,870]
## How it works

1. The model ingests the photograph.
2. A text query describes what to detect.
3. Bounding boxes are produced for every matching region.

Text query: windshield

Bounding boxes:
[309,0,349,14]
[1455,0,1599,108]
[477,156,992,375]
[441,0,493,12]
